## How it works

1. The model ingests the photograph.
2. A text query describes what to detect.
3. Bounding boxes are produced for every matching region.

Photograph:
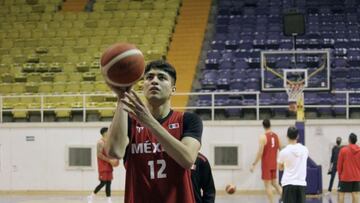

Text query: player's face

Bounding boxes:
[143,69,175,103]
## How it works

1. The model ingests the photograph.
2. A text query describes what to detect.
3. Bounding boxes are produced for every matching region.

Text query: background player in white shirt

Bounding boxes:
[278,126,309,203]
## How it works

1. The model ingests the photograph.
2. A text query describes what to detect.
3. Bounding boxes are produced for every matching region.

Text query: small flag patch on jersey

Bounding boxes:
[168,123,179,129]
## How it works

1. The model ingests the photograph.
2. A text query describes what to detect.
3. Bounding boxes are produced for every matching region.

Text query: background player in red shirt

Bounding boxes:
[250,119,282,203]
[105,60,203,203]
[337,133,360,203]
[88,127,119,203]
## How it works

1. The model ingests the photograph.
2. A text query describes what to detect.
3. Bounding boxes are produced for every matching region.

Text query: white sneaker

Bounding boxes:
[107,197,112,203]
[87,195,93,203]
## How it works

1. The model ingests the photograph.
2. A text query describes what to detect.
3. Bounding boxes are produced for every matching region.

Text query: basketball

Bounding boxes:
[225,184,236,194]
[100,42,145,87]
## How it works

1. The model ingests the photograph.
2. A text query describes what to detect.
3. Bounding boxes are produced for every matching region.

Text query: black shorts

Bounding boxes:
[338,181,360,192]
[282,185,306,203]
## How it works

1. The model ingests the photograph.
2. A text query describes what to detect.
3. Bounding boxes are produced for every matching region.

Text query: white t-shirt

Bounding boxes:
[278,143,309,186]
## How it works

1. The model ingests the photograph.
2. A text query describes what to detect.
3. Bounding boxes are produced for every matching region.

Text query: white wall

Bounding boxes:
[0,120,359,192]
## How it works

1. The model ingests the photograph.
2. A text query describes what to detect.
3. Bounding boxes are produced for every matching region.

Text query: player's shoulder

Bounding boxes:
[183,111,203,124]
[184,111,201,119]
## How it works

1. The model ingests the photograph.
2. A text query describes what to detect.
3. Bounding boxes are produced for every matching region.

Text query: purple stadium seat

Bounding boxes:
[333,93,346,105]
[332,79,347,90]
[229,80,246,91]
[207,50,222,60]
[234,58,249,69]
[304,93,320,105]
[259,93,273,105]
[225,40,239,50]
[205,58,220,69]
[201,70,217,89]
[218,59,233,70]
[350,94,360,104]
[217,69,232,89]
[211,40,225,50]
[273,93,288,105]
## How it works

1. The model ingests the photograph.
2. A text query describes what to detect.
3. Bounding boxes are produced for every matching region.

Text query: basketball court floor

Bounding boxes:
[0,193,346,203]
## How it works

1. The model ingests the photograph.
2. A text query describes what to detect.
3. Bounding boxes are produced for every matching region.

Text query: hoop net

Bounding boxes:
[285,82,305,112]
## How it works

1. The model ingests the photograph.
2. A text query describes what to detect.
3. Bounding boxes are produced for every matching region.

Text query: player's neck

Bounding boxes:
[265,128,271,133]
[288,140,297,145]
[147,101,171,120]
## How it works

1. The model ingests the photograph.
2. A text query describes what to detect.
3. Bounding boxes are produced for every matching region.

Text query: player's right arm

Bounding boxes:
[277,150,284,171]
[250,135,266,172]
[105,99,129,159]
[337,147,345,178]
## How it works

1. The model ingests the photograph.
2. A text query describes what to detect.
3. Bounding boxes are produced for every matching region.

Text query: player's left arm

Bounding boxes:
[337,148,345,177]
[277,135,283,150]
[121,90,202,169]
[277,151,284,171]
[250,135,266,172]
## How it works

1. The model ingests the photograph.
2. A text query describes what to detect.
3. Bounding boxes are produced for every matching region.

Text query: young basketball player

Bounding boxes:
[106,60,203,203]
[88,127,118,203]
[278,126,309,203]
[250,119,282,203]
[337,133,360,203]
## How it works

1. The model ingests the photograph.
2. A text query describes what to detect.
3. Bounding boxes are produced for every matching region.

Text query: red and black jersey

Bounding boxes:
[124,110,203,203]
[261,131,280,170]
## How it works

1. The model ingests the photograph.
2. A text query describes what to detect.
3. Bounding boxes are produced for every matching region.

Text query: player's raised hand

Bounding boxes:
[120,90,155,128]
[107,83,132,99]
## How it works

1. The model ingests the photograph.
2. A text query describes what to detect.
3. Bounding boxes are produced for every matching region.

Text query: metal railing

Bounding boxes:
[0,91,359,122]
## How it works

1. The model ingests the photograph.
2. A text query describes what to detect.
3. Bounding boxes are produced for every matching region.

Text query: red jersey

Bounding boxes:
[97,140,113,181]
[97,141,113,173]
[337,144,360,182]
[261,131,280,170]
[124,111,196,203]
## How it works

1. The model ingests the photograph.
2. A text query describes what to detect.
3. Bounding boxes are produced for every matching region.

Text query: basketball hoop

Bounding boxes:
[285,82,305,112]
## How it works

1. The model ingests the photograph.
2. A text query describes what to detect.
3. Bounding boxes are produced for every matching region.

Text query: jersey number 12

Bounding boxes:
[148,159,167,179]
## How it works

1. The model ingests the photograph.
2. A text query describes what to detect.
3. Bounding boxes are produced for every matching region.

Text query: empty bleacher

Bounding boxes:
[0,0,181,122]
[195,0,360,120]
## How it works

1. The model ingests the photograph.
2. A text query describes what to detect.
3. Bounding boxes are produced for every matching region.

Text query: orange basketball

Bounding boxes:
[100,42,145,87]
[225,184,236,194]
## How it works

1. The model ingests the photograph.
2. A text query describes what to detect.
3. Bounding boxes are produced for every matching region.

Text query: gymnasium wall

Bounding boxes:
[0,120,359,192]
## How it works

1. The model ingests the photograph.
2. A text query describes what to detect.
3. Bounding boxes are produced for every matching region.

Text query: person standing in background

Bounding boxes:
[191,153,216,203]
[88,127,118,203]
[337,133,360,203]
[278,126,309,203]
[327,137,342,194]
[250,119,282,203]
